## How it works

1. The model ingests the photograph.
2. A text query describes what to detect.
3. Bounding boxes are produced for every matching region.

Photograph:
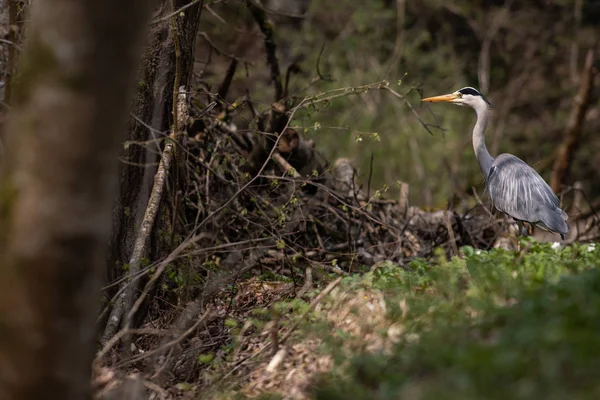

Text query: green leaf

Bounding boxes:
[224,318,238,328]
[198,353,214,364]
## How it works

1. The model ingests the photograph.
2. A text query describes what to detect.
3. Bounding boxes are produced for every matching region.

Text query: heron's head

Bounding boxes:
[421,87,493,110]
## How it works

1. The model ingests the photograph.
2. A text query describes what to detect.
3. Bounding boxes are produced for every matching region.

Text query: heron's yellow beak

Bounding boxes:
[421,93,459,103]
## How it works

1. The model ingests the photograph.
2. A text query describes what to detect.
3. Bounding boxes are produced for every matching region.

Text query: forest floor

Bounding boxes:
[197,239,600,400]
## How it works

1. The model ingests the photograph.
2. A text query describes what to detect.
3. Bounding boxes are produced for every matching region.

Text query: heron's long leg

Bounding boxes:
[515,220,524,237]
[526,222,533,236]
[514,220,528,252]
[518,221,530,237]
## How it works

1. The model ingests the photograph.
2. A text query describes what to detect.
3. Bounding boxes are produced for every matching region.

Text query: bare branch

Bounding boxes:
[245,0,284,101]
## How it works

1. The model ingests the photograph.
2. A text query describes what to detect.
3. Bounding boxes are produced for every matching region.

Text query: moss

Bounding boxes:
[137,80,149,91]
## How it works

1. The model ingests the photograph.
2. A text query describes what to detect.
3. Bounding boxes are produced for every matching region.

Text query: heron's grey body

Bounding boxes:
[487,154,569,238]
[423,87,569,239]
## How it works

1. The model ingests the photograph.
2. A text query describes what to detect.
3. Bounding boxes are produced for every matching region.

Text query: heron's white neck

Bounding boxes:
[472,101,494,179]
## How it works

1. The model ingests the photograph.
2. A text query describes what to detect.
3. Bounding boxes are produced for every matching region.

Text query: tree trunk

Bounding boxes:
[0,0,151,399]
[550,48,597,193]
[103,0,204,338]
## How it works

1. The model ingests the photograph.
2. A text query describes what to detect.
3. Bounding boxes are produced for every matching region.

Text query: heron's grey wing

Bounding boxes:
[487,154,568,234]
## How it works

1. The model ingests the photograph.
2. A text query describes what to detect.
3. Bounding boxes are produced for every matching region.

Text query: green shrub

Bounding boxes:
[311,241,600,400]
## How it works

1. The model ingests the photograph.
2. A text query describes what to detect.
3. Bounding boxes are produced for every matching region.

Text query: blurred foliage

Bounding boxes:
[199,0,600,208]
[261,240,600,399]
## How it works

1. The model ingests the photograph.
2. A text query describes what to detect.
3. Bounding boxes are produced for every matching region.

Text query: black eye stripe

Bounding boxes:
[457,87,494,109]
[458,87,481,96]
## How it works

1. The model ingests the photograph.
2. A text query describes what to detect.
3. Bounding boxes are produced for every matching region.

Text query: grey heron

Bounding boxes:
[422,87,569,240]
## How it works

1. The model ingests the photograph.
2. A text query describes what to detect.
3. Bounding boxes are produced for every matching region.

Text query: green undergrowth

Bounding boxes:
[308,239,600,400]
[244,239,600,400]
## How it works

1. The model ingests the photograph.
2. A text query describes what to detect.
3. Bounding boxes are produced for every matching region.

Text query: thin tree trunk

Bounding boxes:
[0,1,151,399]
[550,48,597,193]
